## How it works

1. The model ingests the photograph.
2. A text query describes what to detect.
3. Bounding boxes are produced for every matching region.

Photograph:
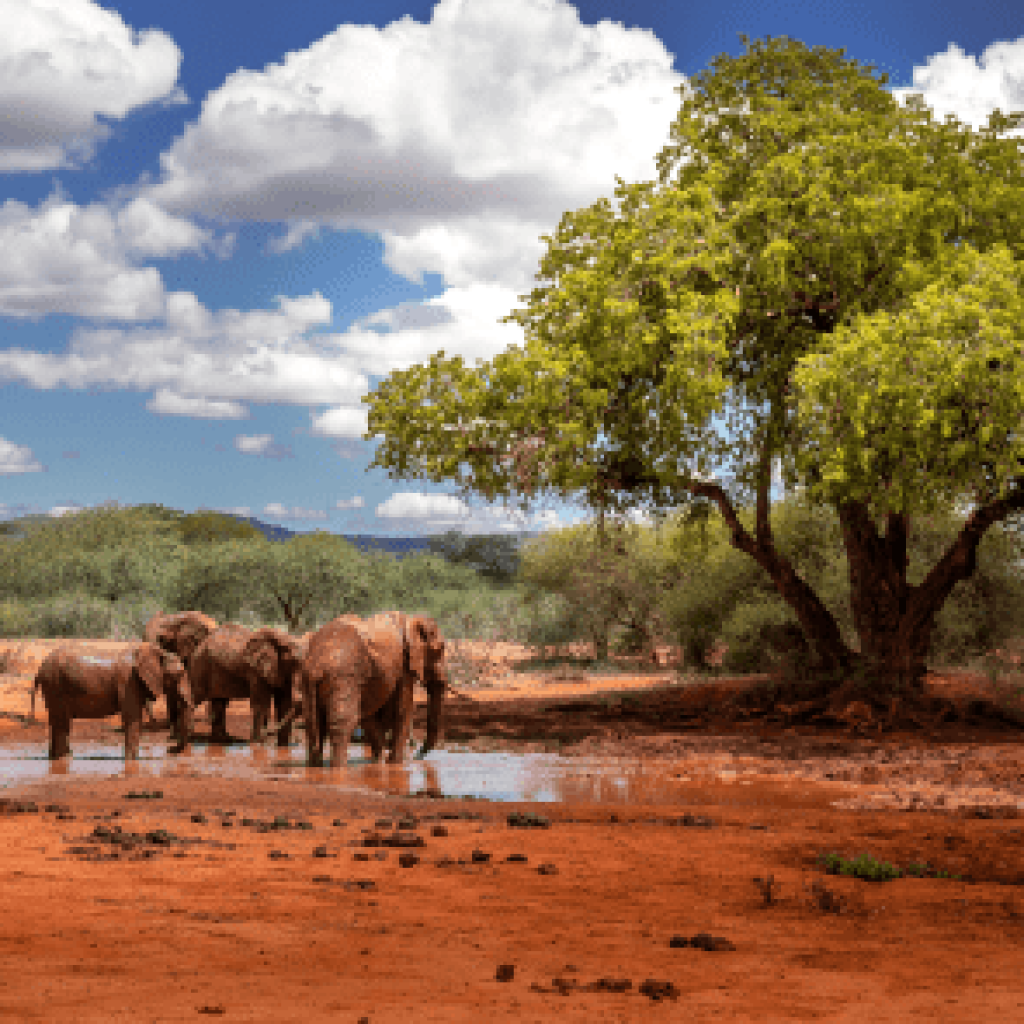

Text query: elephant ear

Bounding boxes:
[134,643,171,701]
[404,615,436,681]
[244,627,296,661]
[180,618,217,662]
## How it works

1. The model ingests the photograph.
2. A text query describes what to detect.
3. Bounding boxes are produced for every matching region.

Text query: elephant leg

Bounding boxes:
[388,681,415,765]
[209,698,231,742]
[271,688,292,749]
[362,713,387,762]
[123,716,141,761]
[49,715,72,760]
[307,703,327,767]
[250,700,268,743]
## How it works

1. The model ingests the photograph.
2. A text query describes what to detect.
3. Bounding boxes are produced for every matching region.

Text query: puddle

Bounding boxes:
[0,739,725,805]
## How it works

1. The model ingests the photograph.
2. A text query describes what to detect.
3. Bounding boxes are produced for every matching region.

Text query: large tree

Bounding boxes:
[364,35,1024,706]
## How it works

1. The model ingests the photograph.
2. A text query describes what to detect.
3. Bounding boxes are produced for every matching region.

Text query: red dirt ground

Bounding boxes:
[0,636,1022,1021]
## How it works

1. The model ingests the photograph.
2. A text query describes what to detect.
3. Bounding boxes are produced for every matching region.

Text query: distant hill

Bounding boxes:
[0,510,542,563]
[224,514,543,560]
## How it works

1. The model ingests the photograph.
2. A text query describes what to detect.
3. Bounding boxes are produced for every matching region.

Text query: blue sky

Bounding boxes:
[1,0,1021,538]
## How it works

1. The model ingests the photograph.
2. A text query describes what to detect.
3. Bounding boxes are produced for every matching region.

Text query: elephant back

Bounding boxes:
[189,624,256,701]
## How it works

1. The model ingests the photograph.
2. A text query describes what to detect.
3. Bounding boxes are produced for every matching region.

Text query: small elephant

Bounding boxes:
[144,610,218,739]
[272,611,448,768]
[188,625,304,745]
[32,642,194,761]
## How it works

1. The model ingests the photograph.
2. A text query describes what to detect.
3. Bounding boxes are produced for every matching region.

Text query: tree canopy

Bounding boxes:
[363,34,1024,698]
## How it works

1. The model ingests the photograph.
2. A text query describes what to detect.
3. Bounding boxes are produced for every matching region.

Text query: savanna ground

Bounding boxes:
[1,634,1023,1021]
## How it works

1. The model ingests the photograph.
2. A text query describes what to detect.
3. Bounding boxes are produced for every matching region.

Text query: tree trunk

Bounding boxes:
[693,482,1024,704]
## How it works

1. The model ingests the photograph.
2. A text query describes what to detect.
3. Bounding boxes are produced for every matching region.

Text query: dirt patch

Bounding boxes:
[1,635,1023,1020]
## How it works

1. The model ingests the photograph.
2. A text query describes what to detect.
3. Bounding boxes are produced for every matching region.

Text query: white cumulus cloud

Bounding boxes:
[0,0,187,172]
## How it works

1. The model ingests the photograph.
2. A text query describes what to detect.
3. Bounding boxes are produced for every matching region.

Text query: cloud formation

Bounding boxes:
[0,0,187,172]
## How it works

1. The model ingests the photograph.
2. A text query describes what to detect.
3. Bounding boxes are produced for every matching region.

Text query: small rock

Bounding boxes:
[495,964,515,982]
[670,933,736,951]
[537,863,559,875]
[639,979,680,1001]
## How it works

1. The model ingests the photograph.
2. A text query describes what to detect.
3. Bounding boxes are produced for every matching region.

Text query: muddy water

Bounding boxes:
[0,739,759,805]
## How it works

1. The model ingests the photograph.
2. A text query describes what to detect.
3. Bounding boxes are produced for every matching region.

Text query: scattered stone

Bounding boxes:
[430,825,449,837]
[398,852,420,867]
[495,964,515,982]
[356,832,425,849]
[505,853,528,863]
[124,790,162,800]
[471,850,491,863]
[537,862,559,875]
[590,978,632,993]
[343,879,376,891]
[507,812,550,829]
[639,979,680,1001]
[0,800,38,814]
[268,850,289,860]
[670,932,736,951]
[191,813,207,824]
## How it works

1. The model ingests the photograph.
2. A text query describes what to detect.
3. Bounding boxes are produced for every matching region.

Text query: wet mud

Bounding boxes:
[0,638,1022,1021]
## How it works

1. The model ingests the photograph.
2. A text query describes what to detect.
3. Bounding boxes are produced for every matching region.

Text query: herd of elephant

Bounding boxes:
[30,610,449,768]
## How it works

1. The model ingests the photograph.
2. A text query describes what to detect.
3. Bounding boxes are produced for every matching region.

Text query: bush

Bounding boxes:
[21,593,115,639]
[717,599,803,674]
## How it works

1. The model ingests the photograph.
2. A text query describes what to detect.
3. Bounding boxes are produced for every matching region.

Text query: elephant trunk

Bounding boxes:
[264,702,301,738]
[416,678,445,759]
[169,699,194,754]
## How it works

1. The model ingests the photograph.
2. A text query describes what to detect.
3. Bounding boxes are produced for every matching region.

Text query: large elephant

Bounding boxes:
[187,625,304,745]
[31,643,194,760]
[272,611,447,767]
[143,611,218,738]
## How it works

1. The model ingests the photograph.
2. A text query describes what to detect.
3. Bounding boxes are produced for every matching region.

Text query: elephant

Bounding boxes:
[143,611,218,738]
[31,642,194,761]
[270,611,447,767]
[187,625,305,745]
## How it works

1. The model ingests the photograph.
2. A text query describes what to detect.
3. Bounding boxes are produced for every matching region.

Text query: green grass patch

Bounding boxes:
[817,851,962,882]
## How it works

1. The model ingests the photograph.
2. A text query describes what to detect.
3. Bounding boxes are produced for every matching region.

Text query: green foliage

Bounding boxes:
[6,592,116,639]
[425,530,523,584]
[358,33,1024,683]
[174,510,265,545]
[817,851,961,883]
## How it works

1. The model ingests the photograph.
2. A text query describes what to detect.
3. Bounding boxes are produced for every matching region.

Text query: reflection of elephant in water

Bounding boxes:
[188,625,304,745]
[31,643,194,760]
[143,610,218,737]
[271,612,447,767]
